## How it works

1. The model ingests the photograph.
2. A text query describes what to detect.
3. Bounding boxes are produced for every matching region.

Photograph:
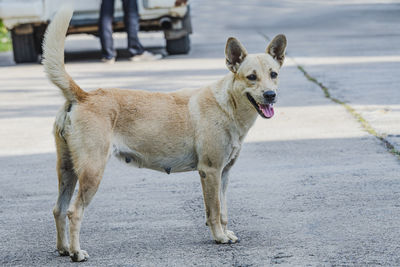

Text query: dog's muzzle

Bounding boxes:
[246,93,275,119]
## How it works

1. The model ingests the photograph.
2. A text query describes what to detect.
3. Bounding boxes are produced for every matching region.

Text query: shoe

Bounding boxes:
[101,57,115,64]
[130,51,162,62]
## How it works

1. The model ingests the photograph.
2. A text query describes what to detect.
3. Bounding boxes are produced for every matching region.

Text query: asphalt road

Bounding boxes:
[1,0,400,266]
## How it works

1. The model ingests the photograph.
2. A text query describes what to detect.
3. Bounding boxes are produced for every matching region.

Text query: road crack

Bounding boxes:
[296,65,400,160]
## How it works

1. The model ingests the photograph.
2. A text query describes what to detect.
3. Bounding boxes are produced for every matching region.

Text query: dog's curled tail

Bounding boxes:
[42,5,88,102]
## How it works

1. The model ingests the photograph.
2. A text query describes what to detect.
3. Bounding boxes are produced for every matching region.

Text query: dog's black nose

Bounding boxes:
[263,90,276,102]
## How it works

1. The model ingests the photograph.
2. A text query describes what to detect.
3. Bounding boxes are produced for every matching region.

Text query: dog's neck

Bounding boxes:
[211,73,258,136]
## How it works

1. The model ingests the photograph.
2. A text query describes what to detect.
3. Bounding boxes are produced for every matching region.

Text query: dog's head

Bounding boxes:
[225,35,287,119]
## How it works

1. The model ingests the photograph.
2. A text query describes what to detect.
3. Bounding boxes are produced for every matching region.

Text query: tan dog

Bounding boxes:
[43,7,287,262]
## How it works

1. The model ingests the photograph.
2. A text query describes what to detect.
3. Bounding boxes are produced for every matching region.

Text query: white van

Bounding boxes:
[0,0,192,63]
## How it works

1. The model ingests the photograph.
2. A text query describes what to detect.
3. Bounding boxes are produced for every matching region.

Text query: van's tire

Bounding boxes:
[33,25,47,56]
[166,35,190,55]
[11,25,39,63]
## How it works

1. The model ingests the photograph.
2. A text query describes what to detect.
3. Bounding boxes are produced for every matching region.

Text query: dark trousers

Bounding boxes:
[99,0,144,59]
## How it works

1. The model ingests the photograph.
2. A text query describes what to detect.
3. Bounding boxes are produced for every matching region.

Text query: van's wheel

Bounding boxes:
[166,34,190,55]
[11,24,39,63]
[34,25,47,56]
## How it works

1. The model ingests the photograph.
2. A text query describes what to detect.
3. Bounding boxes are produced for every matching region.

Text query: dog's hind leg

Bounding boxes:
[53,134,78,256]
[66,140,110,262]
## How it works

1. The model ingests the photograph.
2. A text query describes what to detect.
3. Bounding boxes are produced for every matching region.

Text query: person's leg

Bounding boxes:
[99,0,116,59]
[122,0,144,56]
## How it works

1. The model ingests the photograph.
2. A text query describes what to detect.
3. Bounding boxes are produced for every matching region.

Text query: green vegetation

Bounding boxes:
[0,19,12,52]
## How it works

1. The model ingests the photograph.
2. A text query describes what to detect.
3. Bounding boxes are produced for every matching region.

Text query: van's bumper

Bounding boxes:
[0,0,44,29]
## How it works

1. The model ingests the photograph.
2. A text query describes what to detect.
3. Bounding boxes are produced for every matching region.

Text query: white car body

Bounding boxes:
[0,0,187,29]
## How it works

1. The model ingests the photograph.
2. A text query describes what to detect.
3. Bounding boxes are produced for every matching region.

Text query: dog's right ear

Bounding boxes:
[225,37,248,73]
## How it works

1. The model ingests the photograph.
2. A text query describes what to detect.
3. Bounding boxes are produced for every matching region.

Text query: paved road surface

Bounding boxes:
[1,1,400,266]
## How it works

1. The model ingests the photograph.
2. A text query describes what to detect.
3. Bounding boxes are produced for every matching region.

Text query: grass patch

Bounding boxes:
[0,20,12,52]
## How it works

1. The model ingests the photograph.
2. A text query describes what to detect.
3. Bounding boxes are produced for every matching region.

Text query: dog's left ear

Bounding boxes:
[225,37,248,73]
[266,34,287,66]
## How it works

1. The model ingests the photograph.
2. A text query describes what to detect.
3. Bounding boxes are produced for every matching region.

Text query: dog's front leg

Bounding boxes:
[220,159,239,243]
[199,166,237,244]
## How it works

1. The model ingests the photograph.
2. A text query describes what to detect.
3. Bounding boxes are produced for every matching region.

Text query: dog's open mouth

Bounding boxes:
[246,93,274,119]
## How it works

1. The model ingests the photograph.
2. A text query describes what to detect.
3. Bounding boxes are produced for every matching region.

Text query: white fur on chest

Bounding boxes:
[225,127,244,166]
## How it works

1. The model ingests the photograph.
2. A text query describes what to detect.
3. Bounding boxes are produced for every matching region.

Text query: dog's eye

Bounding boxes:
[247,74,257,81]
[270,71,278,79]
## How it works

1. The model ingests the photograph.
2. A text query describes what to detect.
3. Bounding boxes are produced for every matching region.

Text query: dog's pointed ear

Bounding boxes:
[225,37,248,73]
[266,34,287,66]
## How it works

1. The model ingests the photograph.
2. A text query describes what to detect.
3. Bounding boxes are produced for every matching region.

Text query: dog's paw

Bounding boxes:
[70,250,89,262]
[214,232,238,244]
[225,230,239,243]
[214,234,230,244]
[57,248,70,256]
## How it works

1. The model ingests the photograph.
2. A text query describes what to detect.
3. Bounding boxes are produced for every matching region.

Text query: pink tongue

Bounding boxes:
[259,104,274,118]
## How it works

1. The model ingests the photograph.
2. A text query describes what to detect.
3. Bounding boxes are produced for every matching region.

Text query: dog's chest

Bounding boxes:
[227,135,242,165]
